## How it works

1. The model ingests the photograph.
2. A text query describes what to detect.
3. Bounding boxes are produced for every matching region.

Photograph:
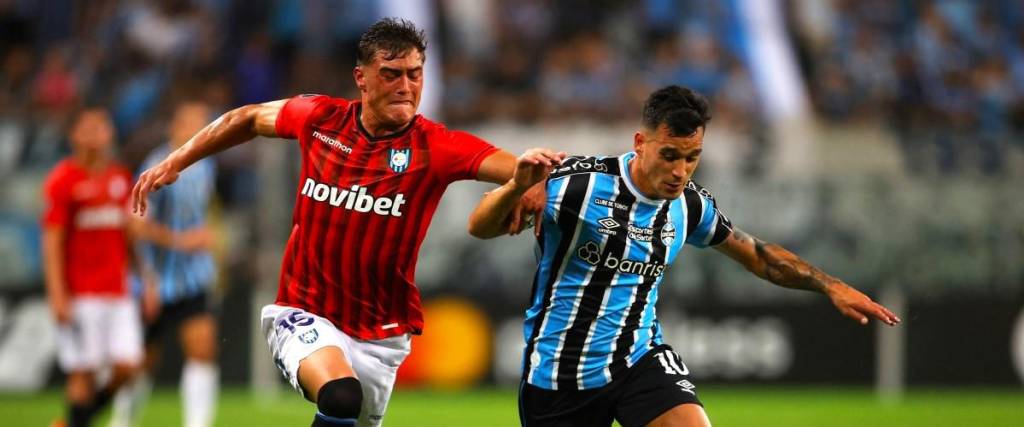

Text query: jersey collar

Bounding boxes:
[354,103,419,142]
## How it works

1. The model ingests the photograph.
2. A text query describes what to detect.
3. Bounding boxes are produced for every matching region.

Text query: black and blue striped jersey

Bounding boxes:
[522,153,732,390]
[136,144,216,303]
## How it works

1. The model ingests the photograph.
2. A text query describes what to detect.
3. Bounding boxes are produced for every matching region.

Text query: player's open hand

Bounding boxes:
[826,283,901,326]
[132,157,181,216]
[48,290,71,325]
[512,148,565,192]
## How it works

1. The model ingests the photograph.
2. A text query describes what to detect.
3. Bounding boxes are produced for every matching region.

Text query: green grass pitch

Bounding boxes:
[1,386,1021,426]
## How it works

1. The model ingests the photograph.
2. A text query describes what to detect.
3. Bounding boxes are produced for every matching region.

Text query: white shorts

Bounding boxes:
[56,296,143,372]
[261,304,412,427]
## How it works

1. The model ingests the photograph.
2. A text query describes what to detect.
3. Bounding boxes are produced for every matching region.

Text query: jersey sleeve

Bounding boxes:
[41,169,71,228]
[433,130,499,183]
[275,94,333,139]
[683,181,733,247]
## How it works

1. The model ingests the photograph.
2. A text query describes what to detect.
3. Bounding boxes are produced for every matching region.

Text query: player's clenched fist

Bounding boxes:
[132,157,181,215]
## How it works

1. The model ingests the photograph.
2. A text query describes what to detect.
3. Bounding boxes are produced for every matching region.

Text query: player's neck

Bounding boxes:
[359,108,411,138]
[73,150,109,173]
[627,157,659,200]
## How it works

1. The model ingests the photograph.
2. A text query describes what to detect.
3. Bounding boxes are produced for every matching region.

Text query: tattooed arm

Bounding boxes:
[714,228,901,326]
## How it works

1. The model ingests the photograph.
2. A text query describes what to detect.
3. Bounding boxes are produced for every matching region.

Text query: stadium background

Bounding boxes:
[0,0,1022,425]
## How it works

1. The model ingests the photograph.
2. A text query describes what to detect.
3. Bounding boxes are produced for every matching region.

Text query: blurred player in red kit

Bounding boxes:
[132,18,539,427]
[41,107,158,427]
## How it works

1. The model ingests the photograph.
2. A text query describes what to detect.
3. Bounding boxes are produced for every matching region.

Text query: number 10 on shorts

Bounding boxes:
[655,349,689,376]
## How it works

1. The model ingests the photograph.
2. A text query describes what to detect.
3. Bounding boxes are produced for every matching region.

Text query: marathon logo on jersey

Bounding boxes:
[388,148,411,173]
[75,204,125,229]
[577,241,666,278]
[300,178,407,217]
[312,130,353,154]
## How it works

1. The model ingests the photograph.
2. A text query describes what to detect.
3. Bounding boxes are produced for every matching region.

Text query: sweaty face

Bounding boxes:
[355,50,424,129]
[631,124,704,200]
[70,110,115,153]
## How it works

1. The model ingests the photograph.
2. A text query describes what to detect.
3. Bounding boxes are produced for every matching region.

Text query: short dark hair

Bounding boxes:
[357,18,427,65]
[641,85,711,136]
[66,104,110,132]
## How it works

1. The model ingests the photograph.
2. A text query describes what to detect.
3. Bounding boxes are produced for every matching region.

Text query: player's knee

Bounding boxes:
[316,377,363,420]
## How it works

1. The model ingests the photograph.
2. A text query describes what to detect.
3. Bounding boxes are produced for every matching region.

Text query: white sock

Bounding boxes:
[182,360,219,427]
[110,374,152,427]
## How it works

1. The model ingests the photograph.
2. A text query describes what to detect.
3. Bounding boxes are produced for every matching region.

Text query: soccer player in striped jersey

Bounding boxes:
[130,18,539,427]
[111,101,219,427]
[469,85,901,427]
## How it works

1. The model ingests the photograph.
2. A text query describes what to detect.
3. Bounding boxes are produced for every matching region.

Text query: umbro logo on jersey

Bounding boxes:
[389,148,411,173]
[312,131,353,154]
[300,178,407,217]
[597,217,620,235]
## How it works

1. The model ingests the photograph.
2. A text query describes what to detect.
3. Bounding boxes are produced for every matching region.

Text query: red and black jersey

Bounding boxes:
[274,94,498,339]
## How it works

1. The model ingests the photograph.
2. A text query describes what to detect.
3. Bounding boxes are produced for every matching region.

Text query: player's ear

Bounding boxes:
[353,66,367,92]
[633,131,645,155]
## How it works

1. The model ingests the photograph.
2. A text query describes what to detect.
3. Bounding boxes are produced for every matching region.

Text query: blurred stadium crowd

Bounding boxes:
[3,0,1023,177]
[1,0,1022,296]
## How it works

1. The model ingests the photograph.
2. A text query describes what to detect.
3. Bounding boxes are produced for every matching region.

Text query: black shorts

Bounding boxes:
[145,291,214,344]
[519,345,701,427]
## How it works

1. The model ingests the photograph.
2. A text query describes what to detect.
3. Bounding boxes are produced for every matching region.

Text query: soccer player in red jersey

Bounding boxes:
[131,19,538,427]
[42,107,157,427]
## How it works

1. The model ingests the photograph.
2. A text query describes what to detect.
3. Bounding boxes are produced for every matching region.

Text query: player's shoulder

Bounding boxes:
[109,162,132,180]
[44,158,79,184]
[549,155,621,180]
[683,180,720,202]
[290,94,354,121]
[416,119,483,144]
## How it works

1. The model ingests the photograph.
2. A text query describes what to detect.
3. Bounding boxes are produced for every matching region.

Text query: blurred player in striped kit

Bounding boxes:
[111,101,219,427]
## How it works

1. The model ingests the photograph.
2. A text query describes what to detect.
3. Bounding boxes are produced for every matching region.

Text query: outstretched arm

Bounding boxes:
[468,148,565,239]
[714,228,901,326]
[477,150,550,236]
[131,99,287,215]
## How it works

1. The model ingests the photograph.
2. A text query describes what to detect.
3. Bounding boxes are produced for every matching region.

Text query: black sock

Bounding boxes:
[86,388,115,419]
[68,402,91,427]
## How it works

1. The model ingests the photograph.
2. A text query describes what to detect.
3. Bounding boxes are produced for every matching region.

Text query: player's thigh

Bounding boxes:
[615,346,704,427]
[261,304,355,401]
[56,298,105,372]
[107,297,144,369]
[298,346,356,401]
[179,312,217,361]
[645,404,710,427]
[345,333,412,426]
